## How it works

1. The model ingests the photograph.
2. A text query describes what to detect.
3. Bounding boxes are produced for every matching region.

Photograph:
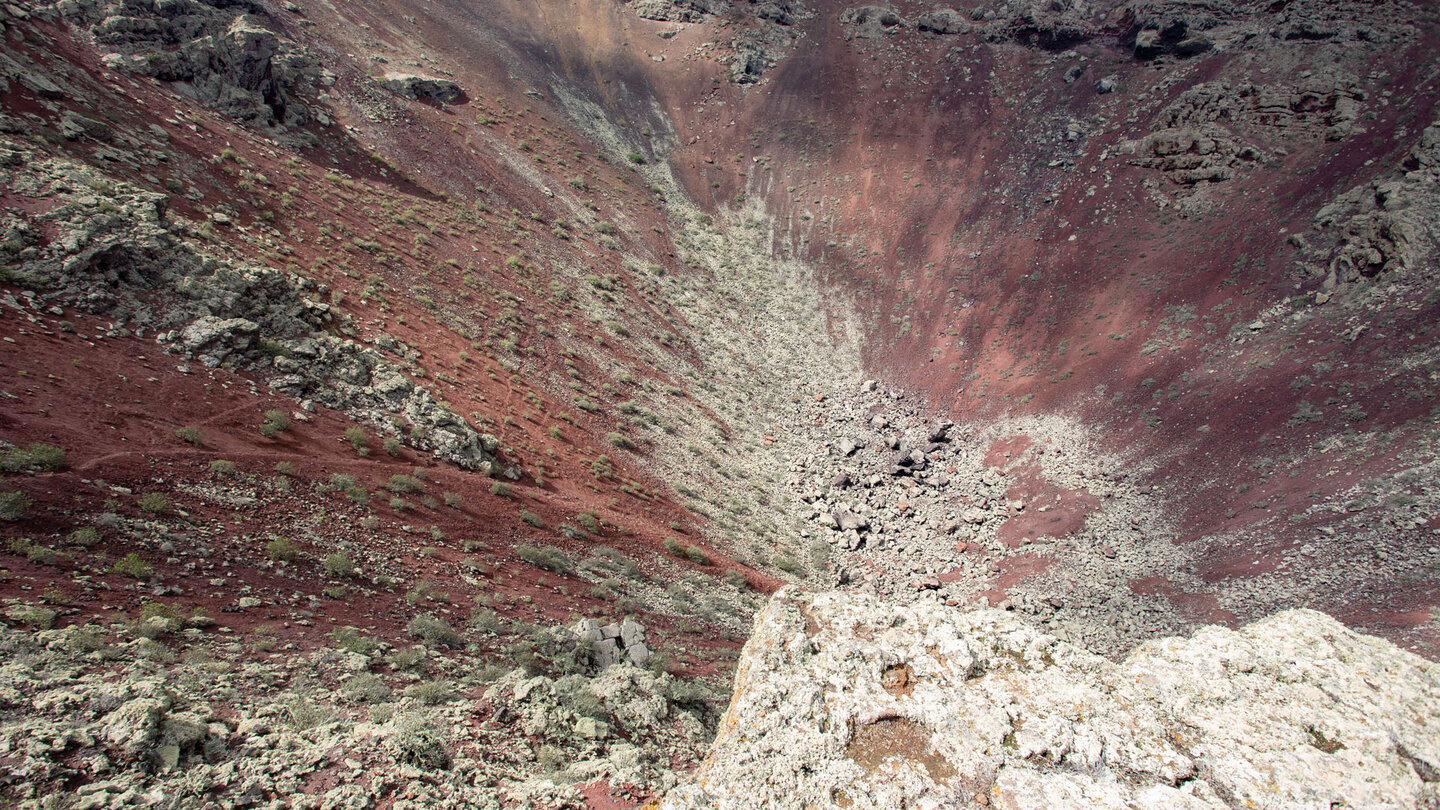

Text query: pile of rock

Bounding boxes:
[569,617,652,668]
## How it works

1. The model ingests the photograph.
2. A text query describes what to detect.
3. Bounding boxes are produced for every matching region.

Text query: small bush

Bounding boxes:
[387,474,424,494]
[111,552,152,579]
[274,460,296,476]
[331,625,380,656]
[7,536,68,566]
[684,546,712,566]
[343,427,370,452]
[407,613,463,647]
[0,443,67,473]
[387,647,426,671]
[662,537,683,557]
[576,511,601,534]
[136,492,171,513]
[209,459,237,478]
[724,570,748,589]
[443,491,463,508]
[606,432,635,450]
[383,438,403,457]
[516,544,573,574]
[342,672,391,704]
[405,680,455,705]
[262,409,291,433]
[0,491,30,522]
[67,527,100,547]
[176,426,203,447]
[519,509,544,528]
[490,481,513,499]
[265,536,301,561]
[322,551,355,578]
[390,712,451,770]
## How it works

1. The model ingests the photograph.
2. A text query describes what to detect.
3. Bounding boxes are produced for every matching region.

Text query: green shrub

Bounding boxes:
[407,613,462,647]
[136,492,171,513]
[209,459,237,478]
[724,570,748,589]
[684,546,712,566]
[490,481,513,499]
[343,427,370,453]
[67,527,100,547]
[0,491,29,522]
[383,437,403,456]
[389,712,450,770]
[323,551,355,578]
[342,672,391,704]
[176,426,203,447]
[274,460,296,476]
[516,544,573,573]
[576,511,601,534]
[519,509,544,528]
[405,680,455,705]
[321,472,356,492]
[7,536,68,566]
[663,537,683,557]
[442,491,463,508]
[387,647,426,671]
[265,536,301,561]
[387,474,424,493]
[0,443,67,473]
[331,625,380,656]
[111,552,152,579]
[262,409,291,433]
[606,432,635,450]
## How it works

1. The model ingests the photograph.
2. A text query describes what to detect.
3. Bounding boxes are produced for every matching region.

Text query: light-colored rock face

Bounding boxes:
[661,587,1440,810]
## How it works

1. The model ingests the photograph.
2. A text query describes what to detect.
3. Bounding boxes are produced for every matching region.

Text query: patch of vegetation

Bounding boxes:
[0,443,67,473]
[516,544,573,573]
[331,625,381,656]
[343,426,371,454]
[137,492,171,513]
[323,550,356,578]
[111,552,152,579]
[0,491,30,522]
[176,425,203,447]
[265,536,302,561]
[259,409,291,438]
[407,613,463,647]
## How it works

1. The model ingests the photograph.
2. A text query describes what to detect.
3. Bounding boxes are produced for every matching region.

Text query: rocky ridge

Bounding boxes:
[0,147,503,472]
[661,586,1440,809]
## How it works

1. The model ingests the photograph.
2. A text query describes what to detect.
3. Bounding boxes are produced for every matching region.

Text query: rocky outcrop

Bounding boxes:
[1301,116,1440,288]
[382,73,464,104]
[1,148,499,471]
[663,587,1440,810]
[629,0,730,23]
[45,0,318,126]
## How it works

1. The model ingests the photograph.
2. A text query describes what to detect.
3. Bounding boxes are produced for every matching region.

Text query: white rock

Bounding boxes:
[661,587,1440,810]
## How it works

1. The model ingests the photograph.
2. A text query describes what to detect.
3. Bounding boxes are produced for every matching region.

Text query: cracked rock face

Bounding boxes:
[661,587,1440,810]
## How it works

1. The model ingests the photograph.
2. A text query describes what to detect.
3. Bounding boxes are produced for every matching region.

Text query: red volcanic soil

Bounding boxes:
[979,554,1054,607]
[0,13,788,686]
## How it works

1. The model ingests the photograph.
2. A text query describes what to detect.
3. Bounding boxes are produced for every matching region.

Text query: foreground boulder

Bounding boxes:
[661,587,1440,809]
